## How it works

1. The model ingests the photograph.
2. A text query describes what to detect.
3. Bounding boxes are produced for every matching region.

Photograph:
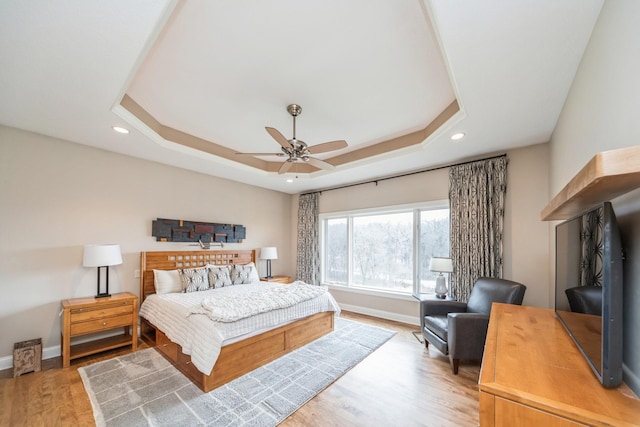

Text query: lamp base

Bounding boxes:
[434,274,448,299]
[266,259,272,279]
[95,266,111,299]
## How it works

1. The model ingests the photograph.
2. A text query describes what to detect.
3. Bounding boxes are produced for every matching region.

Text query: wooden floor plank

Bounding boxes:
[0,311,480,426]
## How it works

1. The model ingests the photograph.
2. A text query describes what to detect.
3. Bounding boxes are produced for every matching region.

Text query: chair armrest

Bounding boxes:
[447,313,490,360]
[421,300,467,317]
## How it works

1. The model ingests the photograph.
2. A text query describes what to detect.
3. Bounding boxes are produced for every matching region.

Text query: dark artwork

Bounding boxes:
[152,218,246,244]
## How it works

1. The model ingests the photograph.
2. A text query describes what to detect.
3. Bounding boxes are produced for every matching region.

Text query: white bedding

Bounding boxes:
[139,282,341,375]
[194,281,330,322]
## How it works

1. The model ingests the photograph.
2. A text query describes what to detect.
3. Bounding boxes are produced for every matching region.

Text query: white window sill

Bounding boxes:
[323,283,424,302]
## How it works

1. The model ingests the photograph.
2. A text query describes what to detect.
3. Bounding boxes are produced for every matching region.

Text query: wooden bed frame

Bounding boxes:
[139,249,334,392]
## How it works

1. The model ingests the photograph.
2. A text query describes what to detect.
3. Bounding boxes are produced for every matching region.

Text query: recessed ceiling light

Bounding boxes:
[451,132,465,141]
[286,178,294,183]
[112,126,129,134]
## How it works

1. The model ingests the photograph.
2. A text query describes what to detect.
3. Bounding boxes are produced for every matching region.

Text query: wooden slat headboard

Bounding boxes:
[139,249,256,302]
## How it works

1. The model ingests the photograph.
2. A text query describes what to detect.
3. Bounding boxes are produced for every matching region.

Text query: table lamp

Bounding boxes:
[83,244,122,298]
[260,247,278,278]
[429,257,453,299]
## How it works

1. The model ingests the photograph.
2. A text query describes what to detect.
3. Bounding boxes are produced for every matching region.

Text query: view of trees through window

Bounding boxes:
[325,218,347,284]
[322,205,449,294]
[419,209,450,293]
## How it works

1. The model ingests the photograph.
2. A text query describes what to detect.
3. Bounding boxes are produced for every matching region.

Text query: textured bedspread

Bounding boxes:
[139,282,340,375]
[194,282,329,322]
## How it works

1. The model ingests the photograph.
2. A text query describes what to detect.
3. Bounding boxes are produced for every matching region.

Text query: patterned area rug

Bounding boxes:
[79,317,395,426]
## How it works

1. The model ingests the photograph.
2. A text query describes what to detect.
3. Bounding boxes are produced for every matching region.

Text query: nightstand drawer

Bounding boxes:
[156,330,178,362]
[70,313,133,336]
[71,302,133,323]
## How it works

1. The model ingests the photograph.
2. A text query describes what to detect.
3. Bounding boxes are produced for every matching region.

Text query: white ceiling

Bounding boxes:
[0,0,603,194]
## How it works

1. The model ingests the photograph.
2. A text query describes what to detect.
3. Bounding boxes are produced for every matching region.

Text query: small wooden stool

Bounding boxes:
[13,338,42,377]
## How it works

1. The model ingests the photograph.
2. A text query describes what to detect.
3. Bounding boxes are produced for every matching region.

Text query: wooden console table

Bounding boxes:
[479,303,640,426]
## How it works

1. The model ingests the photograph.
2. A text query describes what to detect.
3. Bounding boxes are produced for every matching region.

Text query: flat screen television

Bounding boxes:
[555,201,623,388]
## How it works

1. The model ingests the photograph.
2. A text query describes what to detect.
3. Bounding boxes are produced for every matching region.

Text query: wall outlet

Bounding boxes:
[134,269,140,278]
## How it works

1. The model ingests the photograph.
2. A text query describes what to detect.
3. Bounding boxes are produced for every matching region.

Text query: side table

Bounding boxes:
[61,292,138,367]
[260,275,291,284]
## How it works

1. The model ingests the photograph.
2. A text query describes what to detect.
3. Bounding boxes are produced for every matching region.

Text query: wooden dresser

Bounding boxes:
[60,292,138,367]
[479,303,640,426]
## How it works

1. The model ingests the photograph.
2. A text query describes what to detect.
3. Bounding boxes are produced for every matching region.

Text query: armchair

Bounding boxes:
[565,285,602,315]
[420,277,526,374]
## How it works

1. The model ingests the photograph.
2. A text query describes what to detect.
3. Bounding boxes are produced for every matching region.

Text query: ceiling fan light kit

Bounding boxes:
[237,104,348,174]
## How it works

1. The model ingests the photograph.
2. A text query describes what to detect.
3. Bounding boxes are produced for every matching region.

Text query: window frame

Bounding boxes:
[320,200,450,299]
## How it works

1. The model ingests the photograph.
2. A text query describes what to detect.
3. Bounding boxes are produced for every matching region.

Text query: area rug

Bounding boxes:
[79,317,395,426]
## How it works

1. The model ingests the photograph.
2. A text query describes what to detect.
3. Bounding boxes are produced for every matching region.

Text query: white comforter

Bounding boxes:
[193,281,329,322]
[139,282,340,375]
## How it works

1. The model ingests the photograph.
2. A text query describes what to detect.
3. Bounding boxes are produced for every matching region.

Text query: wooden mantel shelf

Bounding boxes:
[541,145,640,221]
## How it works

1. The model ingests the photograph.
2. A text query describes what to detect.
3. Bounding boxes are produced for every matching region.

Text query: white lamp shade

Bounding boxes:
[260,247,278,260]
[83,244,123,267]
[429,257,453,273]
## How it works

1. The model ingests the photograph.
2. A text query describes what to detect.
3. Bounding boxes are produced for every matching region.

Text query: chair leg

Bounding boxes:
[450,358,459,374]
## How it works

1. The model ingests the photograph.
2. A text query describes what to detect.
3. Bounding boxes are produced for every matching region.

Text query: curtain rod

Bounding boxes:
[301,153,507,196]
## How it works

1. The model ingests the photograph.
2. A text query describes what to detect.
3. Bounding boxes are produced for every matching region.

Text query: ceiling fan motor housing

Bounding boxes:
[287,104,302,116]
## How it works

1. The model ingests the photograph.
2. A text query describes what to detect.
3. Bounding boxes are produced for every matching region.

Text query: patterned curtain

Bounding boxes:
[296,192,320,285]
[580,207,603,287]
[449,156,508,302]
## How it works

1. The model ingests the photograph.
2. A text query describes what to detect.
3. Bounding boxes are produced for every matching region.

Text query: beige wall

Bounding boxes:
[547,0,640,393]
[292,143,550,324]
[0,125,293,364]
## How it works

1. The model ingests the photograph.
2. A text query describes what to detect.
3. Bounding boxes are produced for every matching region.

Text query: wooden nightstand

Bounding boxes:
[261,275,292,284]
[60,292,138,367]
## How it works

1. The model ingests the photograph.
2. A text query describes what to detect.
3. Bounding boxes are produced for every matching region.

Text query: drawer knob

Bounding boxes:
[102,322,107,326]
[162,344,168,347]
[185,361,191,365]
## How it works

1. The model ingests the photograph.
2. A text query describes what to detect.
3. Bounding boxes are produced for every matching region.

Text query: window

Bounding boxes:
[418,208,451,293]
[321,202,450,295]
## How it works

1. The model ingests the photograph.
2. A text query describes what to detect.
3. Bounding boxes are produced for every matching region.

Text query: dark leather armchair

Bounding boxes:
[565,285,602,315]
[420,277,526,374]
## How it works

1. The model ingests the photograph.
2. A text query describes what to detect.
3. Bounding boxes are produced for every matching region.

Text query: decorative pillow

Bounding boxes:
[153,269,182,294]
[207,265,232,288]
[231,262,260,285]
[179,267,210,292]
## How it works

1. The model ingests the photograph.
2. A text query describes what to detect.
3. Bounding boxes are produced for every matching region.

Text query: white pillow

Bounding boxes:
[153,269,182,294]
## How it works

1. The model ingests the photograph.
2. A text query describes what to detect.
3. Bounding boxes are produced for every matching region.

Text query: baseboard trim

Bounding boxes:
[339,303,420,326]
[623,364,640,398]
[1,326,142,371]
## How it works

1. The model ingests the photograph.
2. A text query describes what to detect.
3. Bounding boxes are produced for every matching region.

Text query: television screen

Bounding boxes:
[555,202,623,388]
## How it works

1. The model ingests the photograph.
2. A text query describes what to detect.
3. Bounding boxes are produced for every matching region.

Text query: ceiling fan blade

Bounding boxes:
[306,157,336,170]
[278,160,294,174]
[235,152,285,156]
[265,127,292,149]
[307,140,348,154]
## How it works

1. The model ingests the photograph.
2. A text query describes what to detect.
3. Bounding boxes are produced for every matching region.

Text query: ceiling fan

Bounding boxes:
[236,104,348,174]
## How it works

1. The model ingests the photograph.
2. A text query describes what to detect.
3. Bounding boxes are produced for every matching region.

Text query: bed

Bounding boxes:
[138,249,338,392]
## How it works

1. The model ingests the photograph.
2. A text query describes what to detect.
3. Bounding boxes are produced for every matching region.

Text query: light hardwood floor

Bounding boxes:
[0,311,480,426]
